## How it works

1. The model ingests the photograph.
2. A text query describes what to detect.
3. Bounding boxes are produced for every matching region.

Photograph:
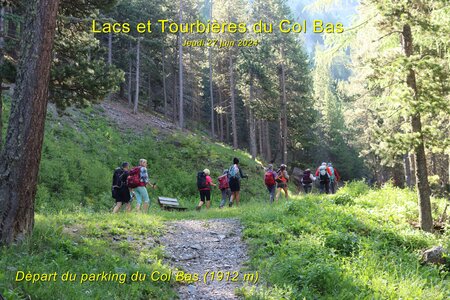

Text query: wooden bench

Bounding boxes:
[157,197,187,211]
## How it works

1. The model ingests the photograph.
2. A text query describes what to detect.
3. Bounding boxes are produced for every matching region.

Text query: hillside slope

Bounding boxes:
[36,100,270,213]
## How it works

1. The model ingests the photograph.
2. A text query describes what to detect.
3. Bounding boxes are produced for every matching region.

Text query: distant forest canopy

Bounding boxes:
[0,0,448,195]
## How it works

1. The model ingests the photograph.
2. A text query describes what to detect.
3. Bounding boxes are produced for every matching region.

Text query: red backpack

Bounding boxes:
[264,171,276,186]
[218,174,229,189]
[127,167,141,188]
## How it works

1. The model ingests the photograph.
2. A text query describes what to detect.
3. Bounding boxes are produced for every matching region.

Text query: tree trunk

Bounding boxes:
[229,54,238,149]
[248,72,257,159]
[107,32,112,65]
[219,88,224,142]
[226,109,230,144]
[409,153,416,187]
[162,45,168,117]
[392,162,405,188]
[128,41,133,106]
[106,32,113,101]
[0,7,4,150]
[133,38,140,114]
[279,47,288,164]
[209,1,215,138]
[403,153,412,189]
[402,24,432,232]
[0,0,60,245]
[258,119,263,158]
[178,0,184,129]
[448,154,450,193]
[264,120,272,161]
[147,73,152,111]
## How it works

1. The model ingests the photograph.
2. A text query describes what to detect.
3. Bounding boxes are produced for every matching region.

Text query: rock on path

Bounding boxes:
[160,219,248,300]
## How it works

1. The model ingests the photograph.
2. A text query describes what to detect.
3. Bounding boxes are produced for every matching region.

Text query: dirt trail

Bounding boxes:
[160,219,249,300]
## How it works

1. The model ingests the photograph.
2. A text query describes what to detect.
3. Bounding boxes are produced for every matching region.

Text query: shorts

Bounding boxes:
[229,177,240,192]
[114,186,131,203]
[277,182,288,189]
[134,186,150,205]
[199,190,211,202]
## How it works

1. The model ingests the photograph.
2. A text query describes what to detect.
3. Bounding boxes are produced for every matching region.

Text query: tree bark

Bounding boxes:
[229,54,238,149]
[0,7,4,151]
[128,41,133,107]
[209,0,214,138]
[226,108,230,144]
[106,32,113,101]
[264,120,272,161]
[178,0,184,129]
[402,24,432,232]
[409,153,416,187]
[258,119,263,158]
[107,32,112,65]
[279,47,288,164]
[147,72,152,111]
[0,0,60,245]
[248,71,257,159]
[162,45,168,117]
[218,88,224,142]
[403,153,412,189]
[133,38,140,114]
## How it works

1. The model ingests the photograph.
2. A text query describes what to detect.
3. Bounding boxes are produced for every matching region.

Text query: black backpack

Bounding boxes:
[112,167,124,198]
[197,172,208,189]
[302,171,312,184]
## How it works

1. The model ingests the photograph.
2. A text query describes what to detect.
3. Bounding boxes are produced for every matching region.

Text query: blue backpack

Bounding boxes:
[228,165,240,180]
[329,167,336,182]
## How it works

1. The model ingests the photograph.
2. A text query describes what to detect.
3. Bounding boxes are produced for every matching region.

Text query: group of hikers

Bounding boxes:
[111,159,156,213]
[301,162,341,195]
[111,157,341,212]
[262,161,340,203]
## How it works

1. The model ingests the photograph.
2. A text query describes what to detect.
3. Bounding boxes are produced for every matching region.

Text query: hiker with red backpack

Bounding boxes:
[196,169,216,210]
[301,168,316,194]
[264,164,277,204]
[327,162,341,194]
[218,169,231,209]
[315,162,332,194]
[127,159,156,213]
[275,164,290,201]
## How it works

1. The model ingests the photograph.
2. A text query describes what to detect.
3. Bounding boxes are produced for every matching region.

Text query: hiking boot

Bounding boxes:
[228,201,233,207]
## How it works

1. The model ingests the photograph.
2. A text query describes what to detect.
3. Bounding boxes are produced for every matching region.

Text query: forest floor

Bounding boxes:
[100,100,176,134]
[160,218,249,300]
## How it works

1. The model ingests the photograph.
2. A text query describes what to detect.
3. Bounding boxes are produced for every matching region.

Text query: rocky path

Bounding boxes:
[160,219,249,300]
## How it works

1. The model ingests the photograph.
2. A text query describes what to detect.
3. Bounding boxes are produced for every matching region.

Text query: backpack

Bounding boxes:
[127,166,142,188]
[302,171,312,184]
[319,166,329,182]
[328,166,335,181]
[228,165,240,180]
[197,172,208,189]
[264,171,276,186]
[218,174,229,189]
[112,167,124,198]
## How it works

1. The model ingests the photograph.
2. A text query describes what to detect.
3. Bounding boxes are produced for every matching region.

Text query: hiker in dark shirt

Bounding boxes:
[228,157,247,207]
[301,168,316,194]
[113,162,132,213]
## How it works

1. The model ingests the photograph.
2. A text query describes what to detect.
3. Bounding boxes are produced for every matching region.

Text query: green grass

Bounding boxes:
[0,213,177,299]
[35,104,270,213]
[1,102,450,299]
